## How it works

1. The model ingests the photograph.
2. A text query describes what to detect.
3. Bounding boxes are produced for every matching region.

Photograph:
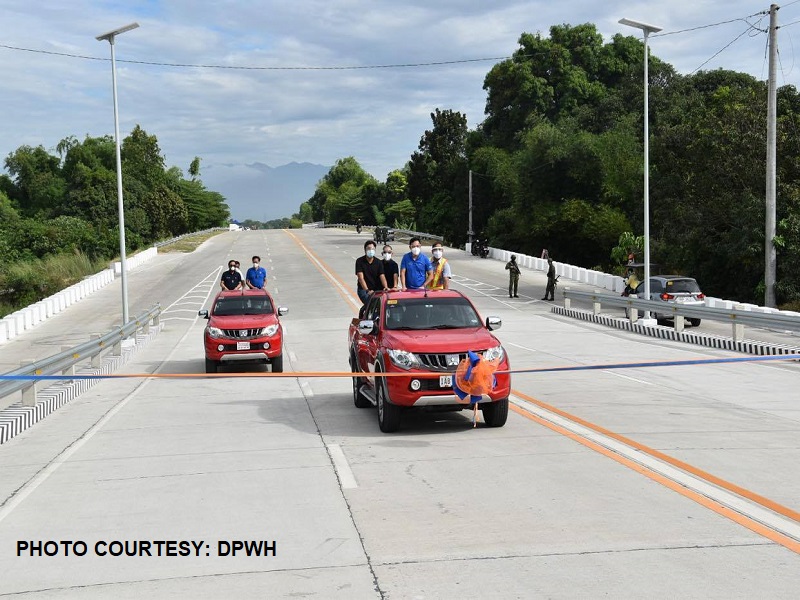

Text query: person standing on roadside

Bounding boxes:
[381,245,400,289]
[355,240,388,304]
[505,254,521,298]
[220,260,244,290]
[542,257,556,301]
[246,255,267,289]
[427,242,451,290]
[400,237,433,290]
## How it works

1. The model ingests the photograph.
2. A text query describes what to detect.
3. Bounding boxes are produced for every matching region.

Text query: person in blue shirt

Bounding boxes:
[400,237,433,290]
[245,255,267,289]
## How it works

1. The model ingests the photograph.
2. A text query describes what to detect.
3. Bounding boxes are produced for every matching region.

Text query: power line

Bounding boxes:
[690,21,766,74]
[0,43,511,70]
[654,12,768,37]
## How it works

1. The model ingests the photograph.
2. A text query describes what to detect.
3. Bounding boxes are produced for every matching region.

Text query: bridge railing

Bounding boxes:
[0,304,161,405]
[562,288,800,339]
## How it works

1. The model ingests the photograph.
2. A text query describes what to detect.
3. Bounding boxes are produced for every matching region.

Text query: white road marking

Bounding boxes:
[603,370,653,385]
[328,444,358,489]
[509,395,800,541]
[0,274,220,525]
[289,351,298,363]
[507,342,538,353]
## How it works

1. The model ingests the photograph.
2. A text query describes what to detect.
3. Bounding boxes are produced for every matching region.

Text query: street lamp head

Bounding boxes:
[619,18,662,35]
[96,22,139,42]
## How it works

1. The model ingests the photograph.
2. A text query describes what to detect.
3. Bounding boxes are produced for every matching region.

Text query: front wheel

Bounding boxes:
[376,374,402,432]
[271,353,283,373]
[205,358,217,373]
[481,398,509,427]
[689,318,701,327]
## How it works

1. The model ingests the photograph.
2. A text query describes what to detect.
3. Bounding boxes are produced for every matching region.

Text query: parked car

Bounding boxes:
[348,290,511,432]
[199,289,288,373]
[635,275,705,326]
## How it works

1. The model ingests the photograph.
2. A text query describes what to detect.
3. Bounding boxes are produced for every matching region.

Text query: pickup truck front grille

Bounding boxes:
[416,352,474,371]
[222,328,262,338]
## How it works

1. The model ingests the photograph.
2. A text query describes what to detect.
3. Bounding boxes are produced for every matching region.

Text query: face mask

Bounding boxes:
[229,266,235,271]
[253,263,259,269]
[432,249,443,259]
[383,252,392,260]
[411,247,421,256]
[366,249,375,258]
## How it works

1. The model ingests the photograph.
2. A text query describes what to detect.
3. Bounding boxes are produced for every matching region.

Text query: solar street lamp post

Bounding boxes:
[96,22,139,324]
[619,17,662,322]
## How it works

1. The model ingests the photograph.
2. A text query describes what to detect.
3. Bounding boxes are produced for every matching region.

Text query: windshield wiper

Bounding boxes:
[429,324,462,329]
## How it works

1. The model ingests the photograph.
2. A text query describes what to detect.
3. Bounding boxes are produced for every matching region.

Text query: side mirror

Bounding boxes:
[198,309,209,319]
[278,306,289,316]
[486,316,502,331]
[358,320,376,335]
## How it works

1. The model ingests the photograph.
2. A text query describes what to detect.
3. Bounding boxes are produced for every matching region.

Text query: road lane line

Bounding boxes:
[284,230,361,313]
[602,370,652,385]
[508,402,800,553]
[0,273,220,525]
[328,444,358,489]
[511,388,800,524]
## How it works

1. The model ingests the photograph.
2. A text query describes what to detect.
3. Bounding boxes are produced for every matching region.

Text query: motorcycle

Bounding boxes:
[356,223,362,234]
[471,238,480,256]
[479,241,489,258]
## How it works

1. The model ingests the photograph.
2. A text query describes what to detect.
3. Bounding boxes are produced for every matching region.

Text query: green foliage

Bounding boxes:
[0,251,106,317]
[0,126,229,313]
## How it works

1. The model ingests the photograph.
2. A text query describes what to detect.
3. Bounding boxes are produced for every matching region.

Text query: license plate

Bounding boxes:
[439,375,452,387]
[236,341,251,350]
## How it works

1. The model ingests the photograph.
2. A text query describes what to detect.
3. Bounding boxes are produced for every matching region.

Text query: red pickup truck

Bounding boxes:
[348,290,511,432]
[199,289,288,373]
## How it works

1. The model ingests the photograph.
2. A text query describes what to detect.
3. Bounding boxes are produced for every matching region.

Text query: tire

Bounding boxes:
[481,398,509,427]
[271,353,283,373]
[205,358,217,373]
[351,354,371,408]
[376,372,402,433]
[689,318,701,327]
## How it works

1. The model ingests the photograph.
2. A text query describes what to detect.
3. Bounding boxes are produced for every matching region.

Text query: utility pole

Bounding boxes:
[468,169,474,249]
[765,4,779,308]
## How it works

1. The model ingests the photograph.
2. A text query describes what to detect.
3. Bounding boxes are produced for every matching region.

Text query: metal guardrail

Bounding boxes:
[562,288,800,339]
[0,304,161,405]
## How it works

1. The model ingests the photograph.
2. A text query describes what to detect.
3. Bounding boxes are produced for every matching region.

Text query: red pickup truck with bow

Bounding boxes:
[348,289,511,432]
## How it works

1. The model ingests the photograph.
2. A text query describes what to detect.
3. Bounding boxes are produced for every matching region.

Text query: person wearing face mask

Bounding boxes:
[400,237,433,291]
[381,245,400,289]
[505,254,521,298]
[355,240,388,304]
[427,242,451,290]
[246,255,267,289]
[220,260,244,290]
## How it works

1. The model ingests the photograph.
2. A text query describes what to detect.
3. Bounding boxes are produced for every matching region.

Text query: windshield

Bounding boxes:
[213,297,274,316]
[384,297,481,330]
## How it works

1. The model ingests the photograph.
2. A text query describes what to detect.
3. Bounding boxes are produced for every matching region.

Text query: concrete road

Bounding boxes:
[0,229,798,598]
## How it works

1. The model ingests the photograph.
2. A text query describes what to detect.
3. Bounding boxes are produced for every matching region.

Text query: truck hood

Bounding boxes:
[209,314,279,328]
[383,327,500,353]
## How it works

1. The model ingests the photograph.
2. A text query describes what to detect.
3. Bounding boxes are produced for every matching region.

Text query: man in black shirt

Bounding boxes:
[355,240,388,303]
[381,244,399,289]
[220,260,244,290]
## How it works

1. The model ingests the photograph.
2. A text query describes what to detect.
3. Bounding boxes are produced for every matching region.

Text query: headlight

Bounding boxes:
[483,345,504,361]
[261,324,279,336]
[207,326,224,339]
[387,349,420,370]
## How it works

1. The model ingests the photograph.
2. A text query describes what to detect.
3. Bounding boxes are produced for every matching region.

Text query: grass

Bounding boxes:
[0,251,108,318]
[158,229,226,253]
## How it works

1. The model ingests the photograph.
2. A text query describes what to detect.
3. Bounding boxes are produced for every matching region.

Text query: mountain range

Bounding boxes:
[202,161,330,222]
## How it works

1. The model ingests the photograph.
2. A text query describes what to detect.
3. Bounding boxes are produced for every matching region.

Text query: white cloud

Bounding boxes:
[1,0,797,218]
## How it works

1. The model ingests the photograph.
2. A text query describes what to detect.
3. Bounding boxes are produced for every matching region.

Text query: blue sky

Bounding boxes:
[1,1,797,211]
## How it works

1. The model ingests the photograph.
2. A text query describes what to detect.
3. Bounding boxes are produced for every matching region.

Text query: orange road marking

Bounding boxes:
[511,389,800,524]
[509,404,800,554]
[284,229,360,314]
